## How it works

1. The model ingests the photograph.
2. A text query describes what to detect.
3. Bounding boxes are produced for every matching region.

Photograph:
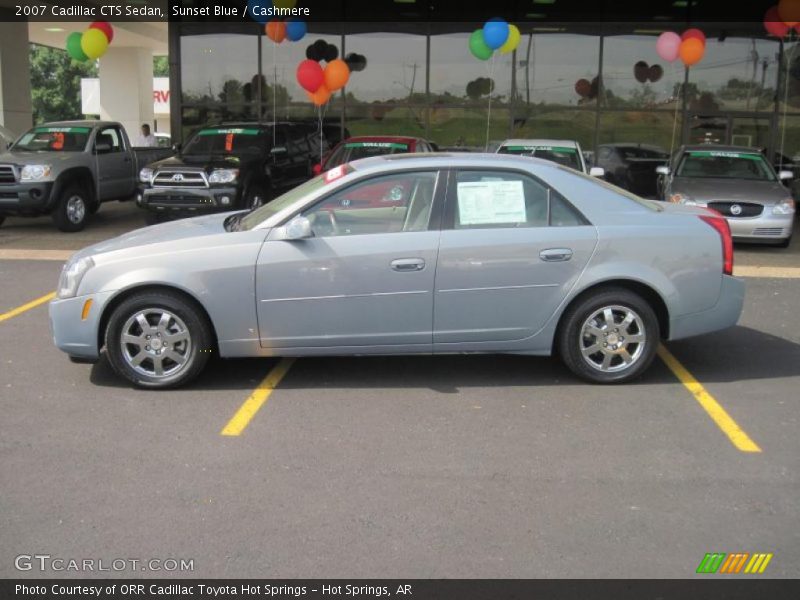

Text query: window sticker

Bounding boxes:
[345,142,409,150]
[33,127,91,134]
[688,151,761,160]
[506,145,577,154]
[457,180,526,225]
[198,128,261,136]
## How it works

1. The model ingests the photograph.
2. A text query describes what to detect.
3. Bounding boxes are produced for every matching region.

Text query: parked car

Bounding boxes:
[137,122,326,218]
[595,143,669,197]
[497,139,605,176]
[0,120,172,231]
[154,132,172,148]
[50,153,743,389]
[658,145,795,247]
[314,136,434,174]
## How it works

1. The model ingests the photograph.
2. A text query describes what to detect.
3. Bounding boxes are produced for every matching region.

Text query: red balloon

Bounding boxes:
[766,7,791,37]
[296,59,324,93]
[574,78,591,98]
[89,21,114,44]
[681,28,706,46]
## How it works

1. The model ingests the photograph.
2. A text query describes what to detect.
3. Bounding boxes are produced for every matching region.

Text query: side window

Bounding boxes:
[303,171,439,237]
[96,127,122,152]
[453,170,585,229]
[286,126,309,158]
[598,147,612,160]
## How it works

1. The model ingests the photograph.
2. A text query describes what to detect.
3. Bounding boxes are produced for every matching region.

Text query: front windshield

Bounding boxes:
[499,144,582,170]
[183,127,267,156]
[13,126,90,152]
[676,150,776,181]
[239,174,328,231]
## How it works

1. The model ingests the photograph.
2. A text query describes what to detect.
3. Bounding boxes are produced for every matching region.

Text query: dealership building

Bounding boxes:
[2,1,800,160]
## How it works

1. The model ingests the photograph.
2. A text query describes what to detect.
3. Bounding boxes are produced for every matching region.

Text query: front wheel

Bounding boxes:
[243,184,268,210]
[52,184,90,232]
[557,288,660,384]
[104,291,213,389]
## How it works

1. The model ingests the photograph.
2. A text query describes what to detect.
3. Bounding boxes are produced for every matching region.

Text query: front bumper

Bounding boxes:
[669,275,745,341]
[49,290,116,360]
[726,211,794,242]
[0,182,55,216]
[138,185,239,213]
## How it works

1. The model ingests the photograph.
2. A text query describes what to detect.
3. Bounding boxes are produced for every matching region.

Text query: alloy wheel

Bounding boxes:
[579,305,647,373]
[120,308,192,378]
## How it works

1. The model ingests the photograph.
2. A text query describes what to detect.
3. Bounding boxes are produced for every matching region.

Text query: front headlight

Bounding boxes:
[773,198,796,215]
[20,164,52,181]
[57,256,95,299]
[208,169,238,184]
[669,193,705,207]
[139,167,154,184]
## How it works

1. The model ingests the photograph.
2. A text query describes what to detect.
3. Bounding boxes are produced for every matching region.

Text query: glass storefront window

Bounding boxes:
[602,35,680,110]
[181,34,258,106]
[599,110,683,155]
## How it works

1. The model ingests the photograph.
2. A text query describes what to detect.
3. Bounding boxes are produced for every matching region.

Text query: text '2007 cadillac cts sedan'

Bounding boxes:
[49,153,744,389]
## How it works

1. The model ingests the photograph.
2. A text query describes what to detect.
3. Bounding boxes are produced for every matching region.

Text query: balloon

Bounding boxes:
[765,7,791,37]
[323,43,339,63]
[66,32,88,62]
[655,31,681,62]
[681,28,706,46]
[345,53,367,72]
[778,0,800,26]
[482,18,510,50]
[575,78,591,98]
[296,59,325,93]
[468,29,493,61]
[88,21,114,44]
[633,60,649,83]
[307,85,331,106]
[81,28,109,60]
[265,20,286,44]
[679,38,704,67]
[498,24,520,54]
[306,39,328,62]
[285,19,307,42]
[247,0,269,24]
[323,59,350,92]
[273,0,297,8]
[648,64,664,83]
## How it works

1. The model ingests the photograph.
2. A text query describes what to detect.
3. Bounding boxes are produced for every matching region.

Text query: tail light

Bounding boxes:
[699,213,734,276]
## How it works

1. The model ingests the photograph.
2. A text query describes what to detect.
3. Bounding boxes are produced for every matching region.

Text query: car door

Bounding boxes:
[94,126,134,199]
[433,168,598,348]
[255,169,444,351]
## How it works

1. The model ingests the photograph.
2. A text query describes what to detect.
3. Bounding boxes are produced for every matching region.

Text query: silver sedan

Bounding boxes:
[50,153,744,388]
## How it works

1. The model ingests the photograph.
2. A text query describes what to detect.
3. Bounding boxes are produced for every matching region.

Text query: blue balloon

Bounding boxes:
[285,19,307,42]
[248,0,268,24]
[482,18,510,50]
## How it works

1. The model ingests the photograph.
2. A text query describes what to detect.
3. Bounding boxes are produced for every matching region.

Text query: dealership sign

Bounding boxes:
[81,77,170,115]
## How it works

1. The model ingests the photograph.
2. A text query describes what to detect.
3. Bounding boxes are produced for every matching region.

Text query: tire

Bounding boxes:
[243,184,268,211]
[51,184,90,232]
[557,287,660,384]
[104,290,213,389]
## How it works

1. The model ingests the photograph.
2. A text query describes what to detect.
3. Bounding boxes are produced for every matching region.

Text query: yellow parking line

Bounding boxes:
[657,345,761,453]
[221,358,295,436]
[0,292,56,323]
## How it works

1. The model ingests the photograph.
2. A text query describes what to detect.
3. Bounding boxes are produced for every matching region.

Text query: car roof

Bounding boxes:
[679,144,763,153]
[348,152,565,173]
[500,139,580,148]
[40,120,118,128]
[341,136,425,144]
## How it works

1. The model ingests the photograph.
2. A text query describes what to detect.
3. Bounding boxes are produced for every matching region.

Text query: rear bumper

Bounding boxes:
[726,212,794,242]
[668,275,745,341]
[138,185,239,212]
[0,182,55,215]
[49,290,116,360]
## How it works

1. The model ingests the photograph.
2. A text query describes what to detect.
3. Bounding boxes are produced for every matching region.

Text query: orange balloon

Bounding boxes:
[679,37,704,67]
[778,0,800,26]
[323,59,350,92]
[306,85,331,106]
[265,20,286,44]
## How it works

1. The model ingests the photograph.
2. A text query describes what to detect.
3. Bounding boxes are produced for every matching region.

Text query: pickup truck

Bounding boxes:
[137,121,326,218]
[0,120,172,231]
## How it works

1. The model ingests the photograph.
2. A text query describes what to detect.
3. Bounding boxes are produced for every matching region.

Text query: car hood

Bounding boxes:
[0,150,85,165]
[671,177,789,205]
[149,154,243,171]
[73,212,242,262]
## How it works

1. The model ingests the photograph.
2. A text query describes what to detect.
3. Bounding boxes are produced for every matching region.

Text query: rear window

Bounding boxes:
[676,151,775,181]
[183,127,267,156]
[499,144,582,171]
[326,141,411,169]
[14,126,90,152]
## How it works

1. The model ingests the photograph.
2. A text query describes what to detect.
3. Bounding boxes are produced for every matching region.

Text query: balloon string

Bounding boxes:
[780,35,796,161]
[669,60,680,158]
[485,54,495,151]
[273,40,277,148]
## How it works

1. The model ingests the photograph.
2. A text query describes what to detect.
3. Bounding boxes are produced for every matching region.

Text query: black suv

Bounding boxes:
[137,122,327,217]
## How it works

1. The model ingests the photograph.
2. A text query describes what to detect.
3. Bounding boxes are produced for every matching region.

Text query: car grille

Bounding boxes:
[707,202,763,218]
[148,194,216,207]
[152,170,207,188]
[0,165,16,184]
[751,227,785,237]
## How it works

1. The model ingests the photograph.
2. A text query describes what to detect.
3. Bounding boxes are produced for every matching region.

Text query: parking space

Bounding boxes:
[1,235,798,578]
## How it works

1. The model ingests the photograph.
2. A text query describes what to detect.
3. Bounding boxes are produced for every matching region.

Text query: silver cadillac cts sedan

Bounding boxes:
[50,153,744,389]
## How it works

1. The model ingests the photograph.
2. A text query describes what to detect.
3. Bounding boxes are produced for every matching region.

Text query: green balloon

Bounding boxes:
[469,29,493,61]
[66,32,88,62]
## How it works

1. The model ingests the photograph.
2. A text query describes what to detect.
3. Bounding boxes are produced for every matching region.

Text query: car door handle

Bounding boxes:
[539,248,573,262]
[391,258,425,272]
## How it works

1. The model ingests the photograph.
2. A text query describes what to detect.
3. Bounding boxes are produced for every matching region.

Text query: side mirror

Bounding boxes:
[94,142,112,154]
[283,216,313,241]
[312,163,323,175]
[656,165,670,176]
[779,170,793,180]
[589,166,605,178]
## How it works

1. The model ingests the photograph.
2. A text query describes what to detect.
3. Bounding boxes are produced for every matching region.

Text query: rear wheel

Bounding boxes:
[104,291,213,389]
[557,288,660,384]
[52,184,90,232]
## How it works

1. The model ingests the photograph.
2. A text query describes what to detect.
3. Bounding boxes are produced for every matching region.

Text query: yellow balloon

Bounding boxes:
[272,0,297,9]
[499,24,521,54]
[80,28,109,59]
